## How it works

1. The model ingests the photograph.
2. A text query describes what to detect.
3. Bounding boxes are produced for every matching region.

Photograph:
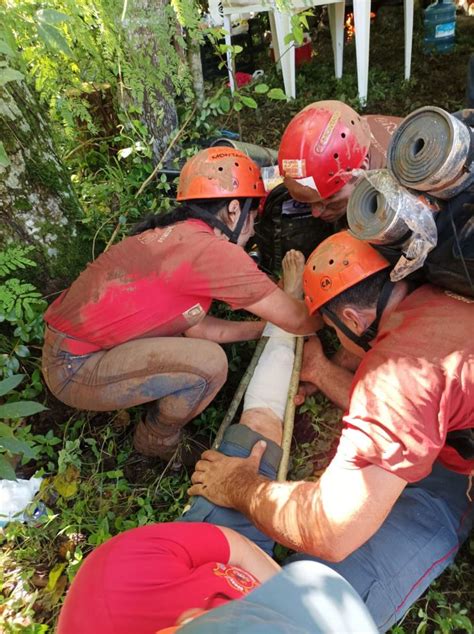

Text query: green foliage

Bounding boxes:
[0,374,46,480]
[0,246,36,277]
[0,414,191,630]
[0,246,47,380]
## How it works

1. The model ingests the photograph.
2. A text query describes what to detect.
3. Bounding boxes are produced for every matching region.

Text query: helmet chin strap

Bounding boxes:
[187,198,253,244]
[320,280,395,352]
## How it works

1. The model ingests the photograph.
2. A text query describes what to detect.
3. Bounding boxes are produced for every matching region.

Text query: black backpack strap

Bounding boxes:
[446,429,474,461]
[187,198,253,244]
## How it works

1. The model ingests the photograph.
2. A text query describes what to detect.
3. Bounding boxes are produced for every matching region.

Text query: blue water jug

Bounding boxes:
[424,0,456,54]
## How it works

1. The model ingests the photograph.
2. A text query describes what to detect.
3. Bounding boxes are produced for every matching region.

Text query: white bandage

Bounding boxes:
[243,323,296,421]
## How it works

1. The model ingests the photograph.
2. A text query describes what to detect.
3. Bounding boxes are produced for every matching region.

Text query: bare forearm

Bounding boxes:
[245,290,323,336]
[184,316,265,343]
[308,354,354,410]
[232,474,338,560]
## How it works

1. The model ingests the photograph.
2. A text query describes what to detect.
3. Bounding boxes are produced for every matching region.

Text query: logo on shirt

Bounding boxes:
[212,563,258,595]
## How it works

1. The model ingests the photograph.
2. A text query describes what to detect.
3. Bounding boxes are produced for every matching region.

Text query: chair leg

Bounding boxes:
[328,1,345,79]
[268,12,281,72]
[223,15,235,93]
[353,0,371,105]
[273,11,295,100]
[404,0,414,80]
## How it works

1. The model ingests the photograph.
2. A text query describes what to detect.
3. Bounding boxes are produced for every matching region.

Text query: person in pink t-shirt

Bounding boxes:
[42,147,320,460]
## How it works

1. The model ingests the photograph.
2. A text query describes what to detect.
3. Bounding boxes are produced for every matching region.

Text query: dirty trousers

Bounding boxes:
[41,327,228,447]
[182,426,474,631]
[288,463,474,632]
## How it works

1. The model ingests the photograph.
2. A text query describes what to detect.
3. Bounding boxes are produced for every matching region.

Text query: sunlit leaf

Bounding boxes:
[53,465,80,498]
[0,67,24,86]
[0,455,16,480]
[254,83,269,94]
[37,24,73,58]
[15,345,30,358]
[0,374,25,397]
[0,40,14,57]
[267,88,287,100]
[0,422,14,437]
[0,401,47,419]
[36,9,73,25]
[241,95,257,109]
[46,563,66,592]
[0,436,35,459]
[219,95,230,112]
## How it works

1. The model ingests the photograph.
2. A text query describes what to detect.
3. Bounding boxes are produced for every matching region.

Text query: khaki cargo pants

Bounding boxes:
[42,327,228,458]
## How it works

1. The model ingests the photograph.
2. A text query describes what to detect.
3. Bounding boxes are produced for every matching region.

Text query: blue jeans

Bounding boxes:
[287,462,474,632]
[179,424,282,556]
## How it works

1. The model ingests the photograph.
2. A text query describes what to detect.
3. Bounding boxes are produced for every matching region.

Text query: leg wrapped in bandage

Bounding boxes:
[243,323,296,421]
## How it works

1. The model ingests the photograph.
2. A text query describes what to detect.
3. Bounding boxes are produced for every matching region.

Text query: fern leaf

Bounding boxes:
[0,245,36,278]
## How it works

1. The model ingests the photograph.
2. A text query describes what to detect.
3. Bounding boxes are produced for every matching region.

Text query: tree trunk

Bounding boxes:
[0,79,86,288]
[187,33,205,108]
[123,0,180,164]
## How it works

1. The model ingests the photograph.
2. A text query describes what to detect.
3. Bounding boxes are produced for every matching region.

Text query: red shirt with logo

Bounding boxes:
[44,220,276,351]
[57,522,260,634]
[364,114,403,169]
[334,285,474,481]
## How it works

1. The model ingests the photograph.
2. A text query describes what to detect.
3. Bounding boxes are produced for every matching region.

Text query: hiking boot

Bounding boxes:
[133,419,181,460]
[170,434,210,470]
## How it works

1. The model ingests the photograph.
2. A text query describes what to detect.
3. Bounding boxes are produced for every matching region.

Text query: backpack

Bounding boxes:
[375,185,474,298]
[256,184,333,273]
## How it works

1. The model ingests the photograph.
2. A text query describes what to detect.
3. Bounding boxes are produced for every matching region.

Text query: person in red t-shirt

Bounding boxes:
[56,521,378,634]
[278,100,402,223]
[42,147,320,459]
[56,521,277,634]
[189,232,474,631]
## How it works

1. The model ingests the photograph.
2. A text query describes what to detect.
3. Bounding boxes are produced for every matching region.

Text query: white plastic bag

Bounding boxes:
[0,477,43,527]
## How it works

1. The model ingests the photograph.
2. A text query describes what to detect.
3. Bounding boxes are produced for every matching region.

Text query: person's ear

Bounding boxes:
[224,199,241,230]
[341,306,365,334]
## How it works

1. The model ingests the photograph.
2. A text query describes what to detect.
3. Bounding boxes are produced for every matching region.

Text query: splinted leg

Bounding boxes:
[180,251,304,553]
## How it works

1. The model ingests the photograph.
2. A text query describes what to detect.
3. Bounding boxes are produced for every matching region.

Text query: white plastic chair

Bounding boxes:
[211,0,345,100]
[352,0,414,104]
[211,0,414,104]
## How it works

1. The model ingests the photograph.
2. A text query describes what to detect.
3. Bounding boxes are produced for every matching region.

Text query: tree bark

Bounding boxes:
[122,0,180,164]
[0,79,86,288]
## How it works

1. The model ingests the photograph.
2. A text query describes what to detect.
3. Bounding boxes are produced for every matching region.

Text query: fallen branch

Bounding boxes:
[213,336,268,449]
[277,336,304,481]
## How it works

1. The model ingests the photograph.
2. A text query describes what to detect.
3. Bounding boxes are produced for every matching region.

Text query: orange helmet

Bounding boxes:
[177,147,265,201]
[278,101,371,200]
[303,231,390,315]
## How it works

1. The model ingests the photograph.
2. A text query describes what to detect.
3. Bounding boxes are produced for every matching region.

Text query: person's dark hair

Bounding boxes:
[131,198,260,235]
[323,268,390,314]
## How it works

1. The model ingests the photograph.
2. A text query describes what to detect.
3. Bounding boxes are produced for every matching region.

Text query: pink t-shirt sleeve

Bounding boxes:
[334,350,447,482]
[192,238,277,309]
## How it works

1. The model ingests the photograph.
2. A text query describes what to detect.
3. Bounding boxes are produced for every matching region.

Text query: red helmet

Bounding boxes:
[177,148,265,201]
[278,101,371,200]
